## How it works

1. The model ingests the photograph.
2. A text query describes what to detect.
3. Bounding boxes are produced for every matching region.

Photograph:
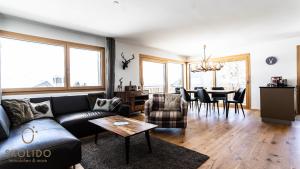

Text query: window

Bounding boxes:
[167,63,183,93]
[140,55,184,94]
[1,38,65,89]
[142,61,165,93]
[189,64,213,89]
[69,47,102,87]
[0,31,105,94]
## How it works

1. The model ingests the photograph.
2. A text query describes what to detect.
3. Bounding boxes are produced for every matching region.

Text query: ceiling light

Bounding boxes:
[113,1,120,5]
[191,45,224,72]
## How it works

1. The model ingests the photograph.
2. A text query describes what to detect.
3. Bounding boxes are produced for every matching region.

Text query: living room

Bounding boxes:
[0,1,299,169]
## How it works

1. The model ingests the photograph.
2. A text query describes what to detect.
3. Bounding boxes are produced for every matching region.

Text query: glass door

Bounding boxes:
[167,63,184,93]
[142,61,165,93]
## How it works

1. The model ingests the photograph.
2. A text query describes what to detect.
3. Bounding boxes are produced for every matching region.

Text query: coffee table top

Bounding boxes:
[89,115,157,137]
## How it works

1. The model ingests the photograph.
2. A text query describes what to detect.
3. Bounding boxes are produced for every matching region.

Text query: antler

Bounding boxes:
[121,52,126,61]
[128,54,135,61]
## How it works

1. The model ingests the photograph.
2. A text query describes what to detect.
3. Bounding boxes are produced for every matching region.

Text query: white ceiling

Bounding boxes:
[1,0,300,57]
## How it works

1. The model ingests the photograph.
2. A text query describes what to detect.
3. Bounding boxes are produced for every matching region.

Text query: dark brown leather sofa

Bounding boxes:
[0,93,127,169]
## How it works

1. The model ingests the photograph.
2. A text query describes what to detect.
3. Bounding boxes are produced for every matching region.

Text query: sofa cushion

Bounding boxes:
[93,98,112,111]
[149,111,183,121]
[0,106,10,141]
[1,99,34,127]
[52,95,89,115]
[29,100,54,119]
[0,118,81,169]
[56,111,115,127]
[87,93,106,110]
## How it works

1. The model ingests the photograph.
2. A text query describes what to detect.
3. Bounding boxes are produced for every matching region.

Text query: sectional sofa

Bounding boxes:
[0,93,127,169]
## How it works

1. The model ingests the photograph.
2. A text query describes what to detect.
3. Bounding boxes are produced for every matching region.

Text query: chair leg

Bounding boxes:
[209,103,211,115]
[199,102,202,111]
[240,103,245,117]
[216,102,219,116]
[223,100,225,114]
[234,103,237,114]
[237,104,240,114]
[206,103,208,117]
[226,102,230,118]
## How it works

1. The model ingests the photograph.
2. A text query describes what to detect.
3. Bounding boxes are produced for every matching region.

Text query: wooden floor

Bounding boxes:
[76,107,300,169]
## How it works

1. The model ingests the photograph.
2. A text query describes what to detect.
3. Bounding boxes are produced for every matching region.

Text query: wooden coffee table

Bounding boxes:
[89,115,157,164]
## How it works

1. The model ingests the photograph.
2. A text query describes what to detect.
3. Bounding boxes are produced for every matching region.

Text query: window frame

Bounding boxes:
[0,30,105,95]
[139,54,186,93]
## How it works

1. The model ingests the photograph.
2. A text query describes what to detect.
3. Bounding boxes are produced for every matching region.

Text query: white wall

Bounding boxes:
[114,40,185,90]
[0,14,105,46]
[190,37,300,109]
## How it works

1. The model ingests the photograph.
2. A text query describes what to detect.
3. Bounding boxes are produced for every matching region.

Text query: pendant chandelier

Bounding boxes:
[191,45,223,72]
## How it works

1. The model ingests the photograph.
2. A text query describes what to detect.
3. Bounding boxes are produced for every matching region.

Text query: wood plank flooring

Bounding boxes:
[75,107,300,169]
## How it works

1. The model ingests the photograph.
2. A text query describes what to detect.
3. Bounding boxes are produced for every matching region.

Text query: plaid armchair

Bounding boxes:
[144,94,188,128]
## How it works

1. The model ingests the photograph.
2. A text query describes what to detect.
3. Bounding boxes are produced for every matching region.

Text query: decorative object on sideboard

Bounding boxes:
[267,76,288,87]
[265,56,277,65]
[121,52,135,70]
[117,77,123,91]
[125,81,137,91]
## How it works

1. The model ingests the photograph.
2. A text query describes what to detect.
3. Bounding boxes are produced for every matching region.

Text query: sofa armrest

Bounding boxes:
[144,99,152,117]
[116,104,131,117]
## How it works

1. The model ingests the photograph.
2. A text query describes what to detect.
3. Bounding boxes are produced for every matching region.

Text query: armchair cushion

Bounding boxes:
[164,94,181,111]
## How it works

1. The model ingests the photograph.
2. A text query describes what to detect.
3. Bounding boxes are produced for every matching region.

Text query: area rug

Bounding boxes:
[81,133,209,169]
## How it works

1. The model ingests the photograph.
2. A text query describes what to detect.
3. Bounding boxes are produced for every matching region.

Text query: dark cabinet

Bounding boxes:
[260,87,296,124]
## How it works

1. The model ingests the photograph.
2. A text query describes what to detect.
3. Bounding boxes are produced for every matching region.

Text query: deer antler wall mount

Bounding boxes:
[121,52,135,70]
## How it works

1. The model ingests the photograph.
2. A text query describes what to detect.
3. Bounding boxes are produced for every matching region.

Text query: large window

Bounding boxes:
[189,64,213,89]
[69,47,102,87]
[142,61,165,93]
[188,54,250,108]
[167,63,183,93]
[0,31,105,94]
[1,38,65,88]
[140,55,184,94]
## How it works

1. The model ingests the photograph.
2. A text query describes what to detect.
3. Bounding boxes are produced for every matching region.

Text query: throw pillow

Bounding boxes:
[1,99,34,127]
[87,93,106,110]
[164,94,181,111]
[93,98,112,111]
[29,100,54,119]
[110,97,122,111]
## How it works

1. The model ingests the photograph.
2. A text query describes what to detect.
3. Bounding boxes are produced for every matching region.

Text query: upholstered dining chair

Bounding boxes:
[180,88,198,110]
[226,88,246,117]
[194,87,204,110]
[144,93,188,129]
[197,89,219,117]
[211,87,227,113]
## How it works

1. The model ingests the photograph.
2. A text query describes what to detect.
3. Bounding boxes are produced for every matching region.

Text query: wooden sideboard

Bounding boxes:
[114,90,149,113]
[260,86,296,124]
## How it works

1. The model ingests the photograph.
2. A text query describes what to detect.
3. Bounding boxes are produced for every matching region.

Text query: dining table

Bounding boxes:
[186,89,236,118]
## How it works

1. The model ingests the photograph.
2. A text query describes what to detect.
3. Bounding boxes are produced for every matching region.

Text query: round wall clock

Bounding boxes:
[266,56,277,65]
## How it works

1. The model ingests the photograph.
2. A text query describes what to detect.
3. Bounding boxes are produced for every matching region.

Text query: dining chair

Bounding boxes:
[194,87,204,110]
[226,88,246,117]
[197,89,219,117]
[211,87,227,113]
[180,88,198,110]
[175,87,182,94]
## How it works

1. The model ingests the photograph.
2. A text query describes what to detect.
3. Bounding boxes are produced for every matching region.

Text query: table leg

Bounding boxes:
[145,131,152,153]
[94,133,98,144]
[125,137,130,164]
